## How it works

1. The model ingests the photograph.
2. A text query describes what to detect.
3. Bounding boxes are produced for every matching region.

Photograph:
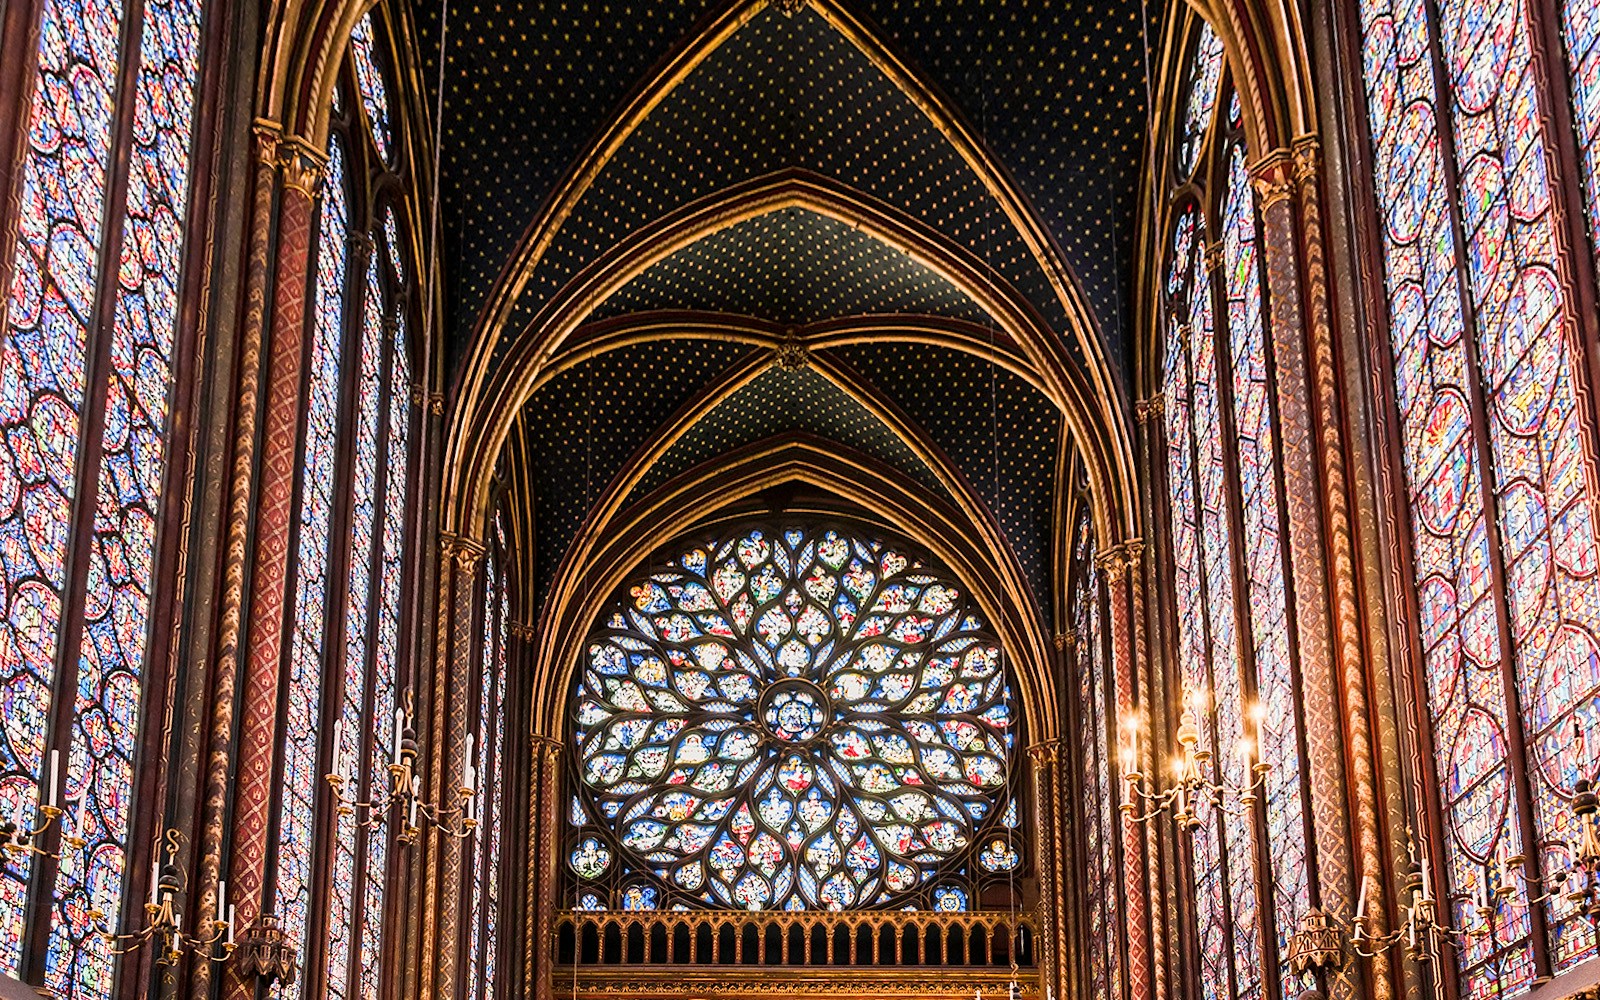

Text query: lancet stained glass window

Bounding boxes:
[268,15,416,1000]
[1355,0,1600,992]
[1156,29,1316,1000]
[467,509,511,1000]
[1071,511,1123,1000]
[568,523,1019,911]
[0,0,207,994]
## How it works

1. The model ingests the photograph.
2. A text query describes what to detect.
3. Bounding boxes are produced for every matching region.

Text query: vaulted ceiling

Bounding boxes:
[412,0,1158,634]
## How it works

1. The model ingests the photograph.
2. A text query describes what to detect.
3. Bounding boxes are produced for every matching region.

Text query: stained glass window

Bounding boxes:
[1356,0,1600,991]
[1156,25,1317,998]
[268,17,414,1000]
[0,0,206,993]
[1566,0,1600,276]
[1071,511,1123,1000]
[568,524,1019,911]
[350,12,393,163]
[467,509,511,1000]
[1177,22,1225,177]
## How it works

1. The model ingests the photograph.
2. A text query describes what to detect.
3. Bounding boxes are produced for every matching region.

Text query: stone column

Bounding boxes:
[433,534,485,1000]
[1029,739,1066,1000]
[191,128,320,1000]
[1252,148,1377,1000]
[1100,544,1151,1000]
[531,735,563,1000]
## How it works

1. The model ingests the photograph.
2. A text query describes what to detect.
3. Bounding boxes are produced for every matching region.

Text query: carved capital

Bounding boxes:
[440,532,487,569]
[410,383,427,407]
[1291,134,1322,186]
[772,0,808,14]
[278,139,324,198]
[1203,240,1226,273]
[429,392,445,416]
[1136,393,1164,423]
[1120,538,1145,572]
[1026,740,1061,767]
[1094,545,1126,573]
[251,119,284,166]
[1249,148,1295,209]
[1052,630,1076,652]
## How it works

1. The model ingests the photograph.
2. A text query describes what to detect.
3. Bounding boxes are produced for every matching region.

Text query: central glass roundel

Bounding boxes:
[572,524,1014,911]
[760,679,830,744]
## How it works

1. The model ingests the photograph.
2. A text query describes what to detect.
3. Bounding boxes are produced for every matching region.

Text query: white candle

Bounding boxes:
[1355,873,1368,920]
[227,904,236,945]
[332,720,344,780]
[151,859,160,906]
[218,879,227,920]
[47,749,59,808]
[1421,858,1433,901]
[392,708,404,764]
[464,733,475,790]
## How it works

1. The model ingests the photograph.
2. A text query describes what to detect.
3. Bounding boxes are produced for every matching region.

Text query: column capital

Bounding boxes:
[1052,629,1077,652]
[440,532,487,569]
[277,138,324,197]
[1136,393,1164,423]
[1248,147,1296,209]
[1291,134,1322,185]
[1026,739,1062,767]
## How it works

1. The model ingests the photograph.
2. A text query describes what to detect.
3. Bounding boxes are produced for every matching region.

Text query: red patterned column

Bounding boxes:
[188,122,280,1000]
[1101,544,1150,1000]
[223,139,323,1000]
[1292,137,1392,1000]
[1252,151,1371,1000]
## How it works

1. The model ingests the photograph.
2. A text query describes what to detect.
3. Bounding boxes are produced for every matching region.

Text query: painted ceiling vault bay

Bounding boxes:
[416,0,1155,633]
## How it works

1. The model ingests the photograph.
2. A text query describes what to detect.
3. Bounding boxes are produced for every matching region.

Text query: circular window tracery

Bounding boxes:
[570,523,1017,910]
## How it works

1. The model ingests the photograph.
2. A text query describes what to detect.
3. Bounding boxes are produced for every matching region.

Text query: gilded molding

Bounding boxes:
[1136,393,1164,424]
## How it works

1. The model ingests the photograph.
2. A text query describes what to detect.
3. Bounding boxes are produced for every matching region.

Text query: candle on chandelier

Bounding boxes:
[331,719,344,780]
[218,879,227,922]
[227,904,237,945]
[1355,872,1368,921]
[464,732,477,792]
[47,748,59,809]
[392,708,405,765]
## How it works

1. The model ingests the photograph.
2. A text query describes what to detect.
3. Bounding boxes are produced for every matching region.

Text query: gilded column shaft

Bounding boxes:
[224,142,323,1000]
[187,122,283,1000]
[1029,741,1064,1000]
[436,538,485,1000]
[1102,547,1151,1000]
[1252,154,1369,1000]
[533,738,561,1000]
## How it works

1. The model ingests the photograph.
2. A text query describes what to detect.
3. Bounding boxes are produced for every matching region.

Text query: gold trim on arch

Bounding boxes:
[446,171,1133,562]
[523,436,1059,744]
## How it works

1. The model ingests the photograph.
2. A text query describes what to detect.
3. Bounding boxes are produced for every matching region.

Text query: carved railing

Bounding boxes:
[553,909,1038,969]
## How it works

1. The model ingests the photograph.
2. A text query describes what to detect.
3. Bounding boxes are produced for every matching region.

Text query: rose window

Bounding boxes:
[569,524,1017,911]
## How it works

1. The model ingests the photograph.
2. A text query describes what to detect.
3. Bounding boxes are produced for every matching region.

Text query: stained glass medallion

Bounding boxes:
[570,524,1018,911]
